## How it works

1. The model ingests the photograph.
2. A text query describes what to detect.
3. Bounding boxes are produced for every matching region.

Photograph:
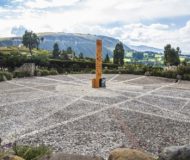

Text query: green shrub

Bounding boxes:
[90,70,95,74]
[40,69,49,76]
[13,144,51,160]
[35,68,50,76]
[0,71,13,81]
[133,68,144,75]
[183,74,190,80]
[177,65,190,75]
[103,69,118,74]
[162,70,177,79]
[0,73,5,81]
[49,69,58,75]
[150,67,164,77]
[14,71,31,78]
[3,72,13,80]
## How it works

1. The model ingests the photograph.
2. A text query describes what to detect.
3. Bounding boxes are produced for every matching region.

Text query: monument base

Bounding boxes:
[92,78,100,88]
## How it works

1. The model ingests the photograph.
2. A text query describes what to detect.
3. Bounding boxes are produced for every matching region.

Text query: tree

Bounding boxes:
[22,30,40,55]
[67,47,72,54]
[164,44,180,66]
[79,52,84,59]
[67,47,74,60]
[61,50,69,60]
[52,42,60,58]
[104,53,110,63]
[113,42,125,65]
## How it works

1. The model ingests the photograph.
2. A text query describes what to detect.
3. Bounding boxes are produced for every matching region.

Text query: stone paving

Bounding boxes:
[0,74,190,158]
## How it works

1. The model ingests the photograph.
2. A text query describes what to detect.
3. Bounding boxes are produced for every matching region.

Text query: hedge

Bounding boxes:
[0,71,13,81]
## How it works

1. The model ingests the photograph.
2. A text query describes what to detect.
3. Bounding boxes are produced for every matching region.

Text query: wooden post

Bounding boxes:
[92,40,102,88]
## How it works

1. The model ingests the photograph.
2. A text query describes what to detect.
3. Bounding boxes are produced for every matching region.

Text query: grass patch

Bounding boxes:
[13,144,52,160]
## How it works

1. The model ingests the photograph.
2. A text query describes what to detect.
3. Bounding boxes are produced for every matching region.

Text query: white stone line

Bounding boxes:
[117,107,190,123]
[4,89,97,140]
[81,83,188,121]
[19,105,117,139]
[67,75,89,84]
[81,98,109,106]
[111,76,145,84]
[18,82,175,139]
[3,81,174,143]
[12,81,59,86]
[32,83,61,87]
[32,90,95,124]
[113,82,176,107]
[7,81,55,95]
[179,100,190,112]
[37,76,87,86]
[125,82,167,87]
[106,88,141,94]
[134,99,189,119]
[137,82,176,96]
[0,86,28,93]
[0,95,60,108]
[108,74,119,82]
[62,131,123,134]
[0,81,78,107]
[151,94,190,101]
[0,88,79,108]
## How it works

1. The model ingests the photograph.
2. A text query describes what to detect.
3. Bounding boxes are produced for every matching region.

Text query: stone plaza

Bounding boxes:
[0,74,190,158]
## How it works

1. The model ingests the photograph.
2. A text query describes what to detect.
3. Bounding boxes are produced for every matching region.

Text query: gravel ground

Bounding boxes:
[0,74,190,159]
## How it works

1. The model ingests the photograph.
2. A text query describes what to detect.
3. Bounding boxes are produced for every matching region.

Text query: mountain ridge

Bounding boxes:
[0,32,132,58]
[0,32,168,58]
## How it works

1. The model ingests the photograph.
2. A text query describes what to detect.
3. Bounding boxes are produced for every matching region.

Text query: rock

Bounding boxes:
[2,155,25,160]
[108,148,155,160]
[40,153,104,160]
[158,144,190,160]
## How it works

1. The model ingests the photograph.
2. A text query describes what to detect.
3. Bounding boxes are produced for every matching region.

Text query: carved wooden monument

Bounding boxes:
[92,40,102,88]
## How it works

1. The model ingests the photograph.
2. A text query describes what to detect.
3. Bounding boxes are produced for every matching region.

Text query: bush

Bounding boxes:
[49,69,58,75]
[183,74,190,80]
[133,68,144,75]
[13,144,51,160]
[177,65,190,75]
[0,73,5,81]
[162,70,177,79]
[14,71,31,78]
[1,52,28,70]
[49,59,118,72]
[35,68,59,76]
[103,69,119,74]
[39,69,49,76]
[3,72,13,80]
[0,71,13,81]
[150,67,164,77]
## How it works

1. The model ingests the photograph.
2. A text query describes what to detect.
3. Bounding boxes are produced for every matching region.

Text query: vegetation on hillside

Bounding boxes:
[0,31,190,81]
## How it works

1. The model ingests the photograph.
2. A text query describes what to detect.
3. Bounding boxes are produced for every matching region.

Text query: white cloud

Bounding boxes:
[24,0,80,9]
[0,0,190,52]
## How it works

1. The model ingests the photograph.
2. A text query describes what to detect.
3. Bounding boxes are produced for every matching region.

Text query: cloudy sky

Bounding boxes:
[0,0,190,53]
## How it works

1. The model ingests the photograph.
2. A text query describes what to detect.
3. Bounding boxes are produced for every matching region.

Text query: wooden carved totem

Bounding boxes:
[92,40,102,88]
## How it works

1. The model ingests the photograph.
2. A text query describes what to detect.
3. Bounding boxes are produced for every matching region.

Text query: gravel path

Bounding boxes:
[0,74,190,159]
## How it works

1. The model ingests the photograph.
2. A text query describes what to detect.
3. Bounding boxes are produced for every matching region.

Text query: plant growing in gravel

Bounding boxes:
[13,143,52,160]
